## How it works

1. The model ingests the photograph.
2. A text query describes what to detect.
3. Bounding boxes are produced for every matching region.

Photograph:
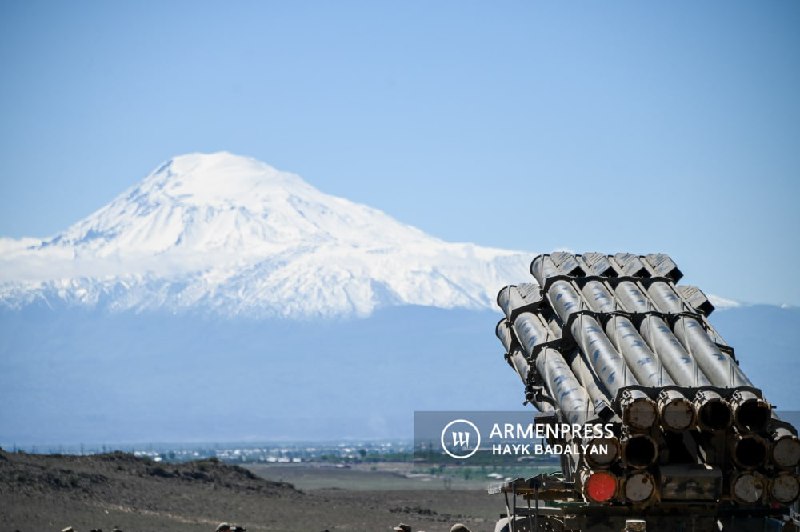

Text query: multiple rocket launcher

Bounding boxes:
[495,252,800,508]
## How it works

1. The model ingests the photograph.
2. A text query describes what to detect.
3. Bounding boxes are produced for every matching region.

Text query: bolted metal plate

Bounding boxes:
[661,465,722,501]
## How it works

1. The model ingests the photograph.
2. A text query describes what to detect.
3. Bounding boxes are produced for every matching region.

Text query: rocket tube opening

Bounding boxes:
[732,473,764,504]
[734,436,767,469]
[624,472,655,503]
[735,399,771,432]
[584,437,619,468]
[585,471,617,503]
[698,400,731,431]
[660,398,695,431]
[623,398,657,431]
[772,435,800,469]
[623,435,657,468]
[770,473,800,504]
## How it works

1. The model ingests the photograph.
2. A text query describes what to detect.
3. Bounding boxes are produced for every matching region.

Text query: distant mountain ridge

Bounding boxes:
[0,152,530,317]
[1,303,797,444]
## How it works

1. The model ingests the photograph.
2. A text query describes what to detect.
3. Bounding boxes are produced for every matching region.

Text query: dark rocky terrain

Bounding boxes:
[0,450,500,531]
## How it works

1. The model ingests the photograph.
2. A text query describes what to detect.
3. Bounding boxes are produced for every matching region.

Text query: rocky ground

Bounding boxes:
[0,450,503,531]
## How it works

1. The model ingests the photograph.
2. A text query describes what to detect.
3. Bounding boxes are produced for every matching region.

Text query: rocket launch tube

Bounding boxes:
[530,257,638,399]
[507,348,556,414]
[645,280,754,389]
[770,472,800,504]
[605,315,673,386]
[730,389,771,433]
[612,280,711,387]
[584,436,620,468]
[500,312,608,419]
[581,279,690,409]
[694,389,732,431]
[731,433,769,470]
[639,315,711,387]
[658,388,696,431]
[567,350,614,420]
[646,281,771,433]
[511,312,552,358]
[671,316,752,388]
[621,431,658,468]
[495,320,555,413]
[497,284,542,321]
[569,312,639,399]
[495,319,516,354]
[731,472,766,504]
[611,278,753,431]
[576,269,695,429]
[534,346,593,426]
[624,470,657,504]
[619,388,658,431]
[771,426,800,469]
[668,311,770,433]
[604,315,696,431]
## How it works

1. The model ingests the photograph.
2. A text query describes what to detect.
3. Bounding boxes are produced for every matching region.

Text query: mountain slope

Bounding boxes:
[0,152,530,317]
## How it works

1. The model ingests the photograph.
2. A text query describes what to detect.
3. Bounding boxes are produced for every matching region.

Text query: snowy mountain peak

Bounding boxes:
[0,153,531,317]
[138,152,309,208]
[46,152,436,258]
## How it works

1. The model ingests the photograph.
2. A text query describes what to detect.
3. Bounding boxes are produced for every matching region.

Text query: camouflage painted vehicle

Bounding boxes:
[493,253,800,532]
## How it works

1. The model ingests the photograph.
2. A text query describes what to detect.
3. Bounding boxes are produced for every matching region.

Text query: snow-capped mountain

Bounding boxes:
[0,153,789,445]
[0,152,530,317]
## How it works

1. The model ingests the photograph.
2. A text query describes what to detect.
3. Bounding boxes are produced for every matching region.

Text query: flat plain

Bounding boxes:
[0,450,541,531]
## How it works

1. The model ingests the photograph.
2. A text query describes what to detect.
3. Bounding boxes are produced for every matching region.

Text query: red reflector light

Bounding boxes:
[586,471,617,503]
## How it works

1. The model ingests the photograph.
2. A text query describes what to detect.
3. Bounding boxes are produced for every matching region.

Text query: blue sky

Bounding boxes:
[1,1,798,305]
